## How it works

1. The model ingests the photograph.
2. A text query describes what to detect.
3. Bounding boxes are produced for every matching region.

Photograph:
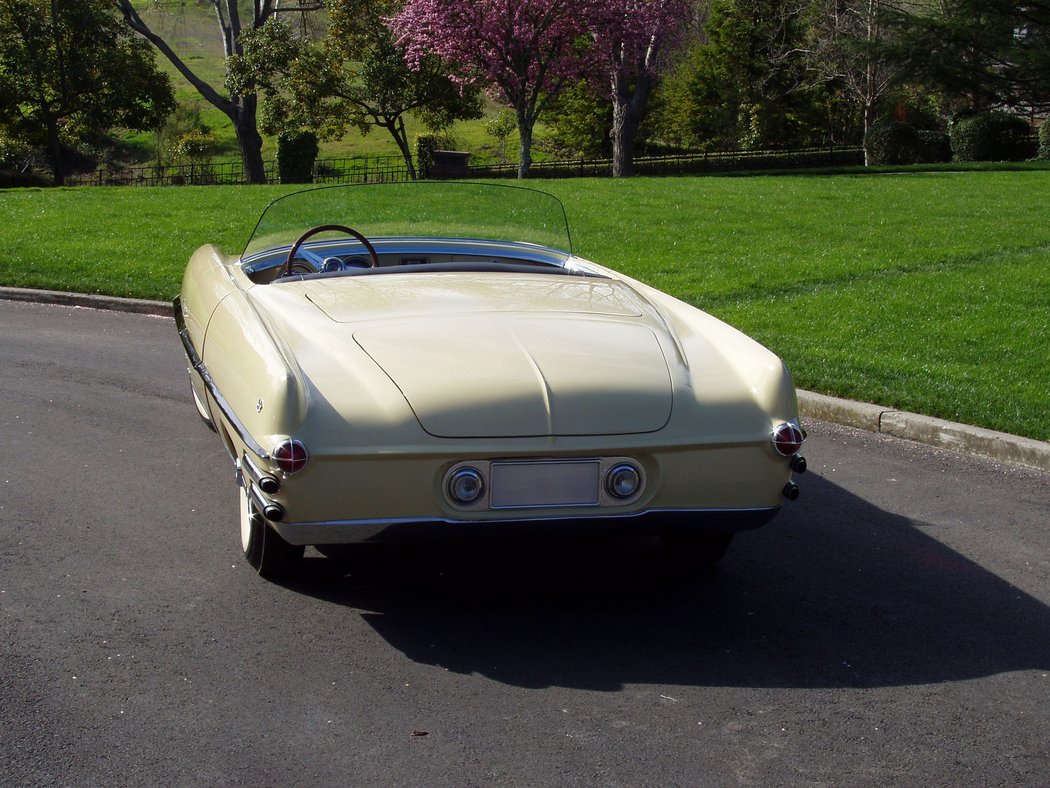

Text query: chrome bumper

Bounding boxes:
[271,507,780,546]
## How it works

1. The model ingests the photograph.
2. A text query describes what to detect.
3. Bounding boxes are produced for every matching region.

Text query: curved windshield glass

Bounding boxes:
[242,182,573,261]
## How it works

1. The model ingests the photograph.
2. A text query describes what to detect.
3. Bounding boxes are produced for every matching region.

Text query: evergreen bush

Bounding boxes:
[1038,122,1050,160]
[865,122,919,165]
[950,112,1034,162]
[275,130,318,184]
[915,130,952,163]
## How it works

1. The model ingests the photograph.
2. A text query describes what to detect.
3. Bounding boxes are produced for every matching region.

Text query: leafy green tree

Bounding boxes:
[705,0,827,149]
[485,109,518,163]
[542,81,614,158]
[228,0,483,180]
[890,0,1050,115]
[1010,2,1050,110]
[0,0,174,185]
[804,0,910,162]
[674,0,823,150]
[116,0,283,185]
[645,40,711,149]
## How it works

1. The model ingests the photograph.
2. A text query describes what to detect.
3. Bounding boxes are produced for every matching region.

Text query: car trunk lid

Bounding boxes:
[353,316,672,438]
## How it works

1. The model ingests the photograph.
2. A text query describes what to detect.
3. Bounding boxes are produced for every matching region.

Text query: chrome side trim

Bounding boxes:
[173,296,270,460]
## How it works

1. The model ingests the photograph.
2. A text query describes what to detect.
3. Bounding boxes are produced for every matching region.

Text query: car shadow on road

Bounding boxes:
[283,473,1050,691]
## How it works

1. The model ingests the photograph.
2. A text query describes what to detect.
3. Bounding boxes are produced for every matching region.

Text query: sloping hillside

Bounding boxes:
[121,2,511,165]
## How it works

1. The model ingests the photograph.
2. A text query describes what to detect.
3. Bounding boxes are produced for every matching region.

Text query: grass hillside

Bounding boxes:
[1,171,1048,441]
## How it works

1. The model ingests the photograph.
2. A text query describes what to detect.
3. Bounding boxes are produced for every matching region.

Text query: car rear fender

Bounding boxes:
[180,245,308,459]
[201,288,308,459]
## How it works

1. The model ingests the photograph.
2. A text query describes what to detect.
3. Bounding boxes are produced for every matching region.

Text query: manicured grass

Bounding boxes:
[1,171,1047,441]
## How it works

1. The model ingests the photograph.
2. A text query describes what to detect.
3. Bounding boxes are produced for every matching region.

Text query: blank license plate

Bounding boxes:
[490,460,601,509]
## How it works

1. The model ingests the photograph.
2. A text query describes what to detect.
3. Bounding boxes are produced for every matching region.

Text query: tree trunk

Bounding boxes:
[516,102,533,179]
[117,0,276,185]
[233,93,267,184]
[610,73,655,178]
[44,111,64,186]
[611,100,637,178]
[862,97,876,166]
[388,116,417,180]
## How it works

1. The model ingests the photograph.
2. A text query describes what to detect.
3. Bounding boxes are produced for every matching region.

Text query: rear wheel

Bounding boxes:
[660,531,735,568]
[190,384,216,432]
[239,484,304,579]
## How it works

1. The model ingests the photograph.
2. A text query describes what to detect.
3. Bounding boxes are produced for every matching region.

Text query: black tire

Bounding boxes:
[660,531,735,568]
[240,487,304,580]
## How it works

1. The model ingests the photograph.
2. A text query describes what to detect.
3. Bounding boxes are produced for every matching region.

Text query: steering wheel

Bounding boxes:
[284,224,379,277]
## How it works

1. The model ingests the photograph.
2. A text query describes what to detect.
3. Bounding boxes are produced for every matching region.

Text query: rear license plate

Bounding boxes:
[490,460,601,509]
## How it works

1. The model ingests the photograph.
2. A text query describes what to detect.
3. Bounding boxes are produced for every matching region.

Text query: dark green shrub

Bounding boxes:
[275,130,318,185]
[865,122,919,165]
[0,170,49,188]
[1038,122,1050,160]
[0,136,48,186]
[916,130,952,163]
[865,123,953,165]
[950,111,1034,162]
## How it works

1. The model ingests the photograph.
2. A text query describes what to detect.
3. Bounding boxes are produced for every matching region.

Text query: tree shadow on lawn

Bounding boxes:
[284,473,1050,692]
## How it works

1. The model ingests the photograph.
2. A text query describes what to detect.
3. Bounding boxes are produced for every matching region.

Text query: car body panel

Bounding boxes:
[176,183,804,551]
[353,315,673,438]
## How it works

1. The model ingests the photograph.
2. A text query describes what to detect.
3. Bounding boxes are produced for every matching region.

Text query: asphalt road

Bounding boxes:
[2,299,1049,786]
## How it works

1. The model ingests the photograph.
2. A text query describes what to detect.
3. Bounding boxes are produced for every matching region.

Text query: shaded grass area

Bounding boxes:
[0,171,1047,440]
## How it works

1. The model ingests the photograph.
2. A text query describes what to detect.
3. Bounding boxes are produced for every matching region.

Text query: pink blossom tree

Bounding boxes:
[587,0,692,176]
[389,0,594,178]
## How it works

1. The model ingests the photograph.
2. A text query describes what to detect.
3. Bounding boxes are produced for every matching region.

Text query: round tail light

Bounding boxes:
[272,439,309,474]
[448,468,485,505]
[771,423,805,457]
[605,463,641,500]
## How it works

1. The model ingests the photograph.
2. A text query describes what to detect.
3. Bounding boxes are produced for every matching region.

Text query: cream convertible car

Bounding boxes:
[175,183,806,579]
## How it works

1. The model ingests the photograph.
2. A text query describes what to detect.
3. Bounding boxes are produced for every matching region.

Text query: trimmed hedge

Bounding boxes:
[950,111,1035,162]
[1038,122,1050,160]
[865,123,951,165]
[275,130,319,184]
[916,130,952,163]
[0,170,49,188]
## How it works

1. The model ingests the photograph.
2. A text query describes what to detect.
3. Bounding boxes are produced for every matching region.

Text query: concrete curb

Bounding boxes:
[0,286,172,318]
[798,390,1049,473]
[3,286,1048,473]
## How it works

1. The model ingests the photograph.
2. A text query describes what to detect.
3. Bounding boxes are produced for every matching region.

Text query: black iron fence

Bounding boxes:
[66,159,272,187]
[311,155,413,184]
[65,155,412,187]
[468,145,865,179]
[63,146,864,187]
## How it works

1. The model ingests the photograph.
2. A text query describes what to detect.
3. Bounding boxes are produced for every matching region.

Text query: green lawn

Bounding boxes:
[1,171,1047,441]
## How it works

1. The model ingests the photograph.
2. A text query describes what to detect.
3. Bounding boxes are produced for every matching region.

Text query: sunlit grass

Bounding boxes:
[1,171,1047,440]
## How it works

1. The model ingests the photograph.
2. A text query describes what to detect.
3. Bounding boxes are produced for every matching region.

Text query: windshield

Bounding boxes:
[242,182,573,261]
